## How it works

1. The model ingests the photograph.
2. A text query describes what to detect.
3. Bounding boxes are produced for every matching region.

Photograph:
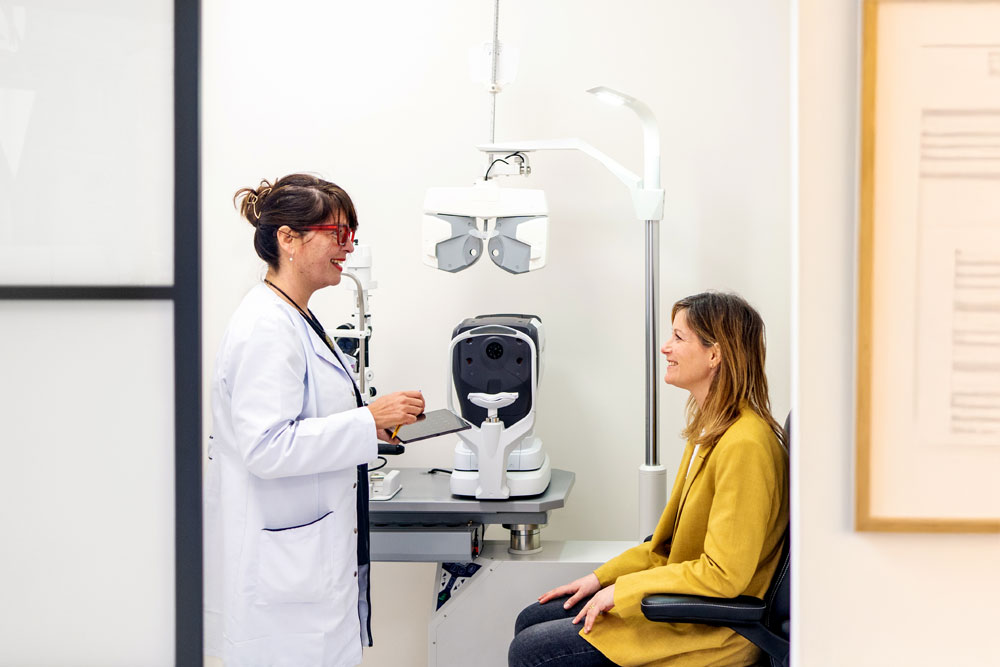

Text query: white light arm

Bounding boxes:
[476,138,664,221]
[586,86,661,191]
[478,138,640,191]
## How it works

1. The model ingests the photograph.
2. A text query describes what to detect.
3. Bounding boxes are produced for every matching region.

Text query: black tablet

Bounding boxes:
[394,409,471,443]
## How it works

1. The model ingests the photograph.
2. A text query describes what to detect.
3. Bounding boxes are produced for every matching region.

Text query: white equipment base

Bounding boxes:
[453,436,547,472]
[450,454,552,498]
[428,540,634,667]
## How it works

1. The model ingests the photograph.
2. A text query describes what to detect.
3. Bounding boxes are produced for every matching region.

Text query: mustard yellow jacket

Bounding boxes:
[584,408,789,667]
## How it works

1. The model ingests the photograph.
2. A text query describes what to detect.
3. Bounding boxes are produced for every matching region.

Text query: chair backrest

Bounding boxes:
[762,412,792,638]
[763,529,790,636]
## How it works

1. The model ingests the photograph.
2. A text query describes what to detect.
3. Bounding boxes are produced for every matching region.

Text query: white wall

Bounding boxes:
[795,2,1000,665]
[202,1,791,664]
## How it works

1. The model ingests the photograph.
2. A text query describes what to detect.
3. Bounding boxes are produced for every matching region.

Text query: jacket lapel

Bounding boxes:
[308,326,359,389]
[649,443,693,546]
[672,443,711,536]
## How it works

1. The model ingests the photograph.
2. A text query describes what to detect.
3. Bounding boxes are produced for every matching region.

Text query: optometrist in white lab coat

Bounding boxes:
[205,175,424,667]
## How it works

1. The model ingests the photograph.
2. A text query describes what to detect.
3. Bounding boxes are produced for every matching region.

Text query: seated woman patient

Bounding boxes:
[509,291,789,667]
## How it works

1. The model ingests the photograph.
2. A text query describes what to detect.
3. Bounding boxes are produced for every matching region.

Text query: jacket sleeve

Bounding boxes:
[226,311,377,479]
[593,542,656,586]
[610,435,778,617]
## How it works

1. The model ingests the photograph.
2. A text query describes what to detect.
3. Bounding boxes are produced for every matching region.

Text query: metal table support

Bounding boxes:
[368,468,574,561]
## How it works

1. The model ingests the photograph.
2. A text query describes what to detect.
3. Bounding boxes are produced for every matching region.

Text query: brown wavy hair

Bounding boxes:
[233,173,358,269]
[672,291,784,448]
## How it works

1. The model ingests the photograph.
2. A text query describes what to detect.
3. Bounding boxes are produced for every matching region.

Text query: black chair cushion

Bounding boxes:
[640,594,765,625]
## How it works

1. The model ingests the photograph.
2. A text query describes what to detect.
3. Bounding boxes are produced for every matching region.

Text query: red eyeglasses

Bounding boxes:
[300,224,356,246]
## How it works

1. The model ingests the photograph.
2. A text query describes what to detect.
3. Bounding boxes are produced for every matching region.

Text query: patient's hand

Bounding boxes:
[573,584,615,634]
[538,572,601,609]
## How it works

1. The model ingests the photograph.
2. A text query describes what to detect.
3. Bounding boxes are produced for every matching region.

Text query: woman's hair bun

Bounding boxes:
[233,172,358,270]
[233,179,275,227]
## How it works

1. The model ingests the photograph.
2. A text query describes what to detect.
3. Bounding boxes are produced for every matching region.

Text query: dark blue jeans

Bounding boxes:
[508,596,618,667]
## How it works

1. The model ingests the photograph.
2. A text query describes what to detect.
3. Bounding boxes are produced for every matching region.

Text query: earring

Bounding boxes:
[289,255,294,262]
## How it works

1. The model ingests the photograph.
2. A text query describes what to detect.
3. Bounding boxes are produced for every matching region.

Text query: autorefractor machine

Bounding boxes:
[448,314,551,499]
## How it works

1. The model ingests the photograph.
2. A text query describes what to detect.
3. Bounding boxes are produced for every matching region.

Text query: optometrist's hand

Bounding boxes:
[538,572,601,608]
[368,391,424,440]
[377,429,402,444]
[573,584,615,634]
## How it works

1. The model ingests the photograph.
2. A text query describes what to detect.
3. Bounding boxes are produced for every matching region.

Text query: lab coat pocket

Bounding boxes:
[256,511,335,604]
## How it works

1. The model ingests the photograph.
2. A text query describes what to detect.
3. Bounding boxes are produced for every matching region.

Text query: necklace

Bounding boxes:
[263,278,325,336]
[263,278,364,407]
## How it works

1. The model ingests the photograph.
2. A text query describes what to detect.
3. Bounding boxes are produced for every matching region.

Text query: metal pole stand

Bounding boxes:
[503,523,543,554]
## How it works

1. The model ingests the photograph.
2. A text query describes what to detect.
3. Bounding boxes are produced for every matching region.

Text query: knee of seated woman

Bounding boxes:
[514,601,549,635]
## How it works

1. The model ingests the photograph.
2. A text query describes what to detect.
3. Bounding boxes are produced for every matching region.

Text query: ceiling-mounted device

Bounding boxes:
[422,181,548,275]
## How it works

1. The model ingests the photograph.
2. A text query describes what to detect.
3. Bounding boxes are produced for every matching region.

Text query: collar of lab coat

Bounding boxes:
[305,318,359,389]
[260,284,360,390]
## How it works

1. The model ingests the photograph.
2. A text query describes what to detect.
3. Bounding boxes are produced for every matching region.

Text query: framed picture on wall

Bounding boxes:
[856,0,1000,532]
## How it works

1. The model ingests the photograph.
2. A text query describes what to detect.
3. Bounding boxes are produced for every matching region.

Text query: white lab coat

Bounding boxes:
[205,284,377,667]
